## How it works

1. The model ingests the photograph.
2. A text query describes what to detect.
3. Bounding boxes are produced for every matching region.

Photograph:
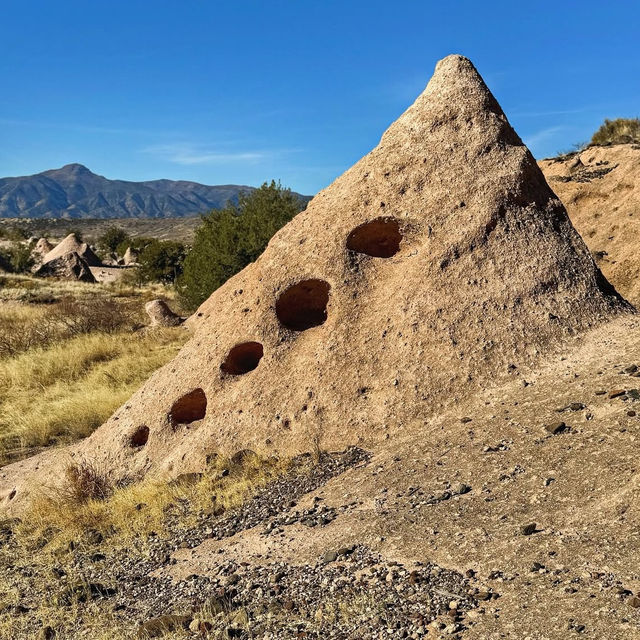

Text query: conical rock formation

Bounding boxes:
[33,251,96,283]
[42,233,102,267]
[33,237,53,256]
[0,55,631,510]
[145,299,185,327]
[123,246,139,266]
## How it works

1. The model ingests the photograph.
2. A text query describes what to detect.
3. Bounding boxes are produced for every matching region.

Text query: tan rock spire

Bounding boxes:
[0,55,630,511]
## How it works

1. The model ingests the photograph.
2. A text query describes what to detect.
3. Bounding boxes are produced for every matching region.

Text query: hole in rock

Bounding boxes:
[169,388,207,426]
[276,279,330,331]
[346,217,402,258]
[221,341,264,375]
[130,425,150,447]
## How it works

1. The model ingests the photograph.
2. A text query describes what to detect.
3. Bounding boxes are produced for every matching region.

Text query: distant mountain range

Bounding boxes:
[0,164,309,218]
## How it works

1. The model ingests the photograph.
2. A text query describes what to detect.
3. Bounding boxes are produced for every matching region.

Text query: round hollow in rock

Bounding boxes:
[130,425,150,447]
[169,388,207,426]
[346,217,402,258]
[275,279,331,331]
[221,341,264,375]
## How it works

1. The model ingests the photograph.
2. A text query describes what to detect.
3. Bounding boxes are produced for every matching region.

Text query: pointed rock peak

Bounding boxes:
[382,53,518,150]
[60,163,91,174]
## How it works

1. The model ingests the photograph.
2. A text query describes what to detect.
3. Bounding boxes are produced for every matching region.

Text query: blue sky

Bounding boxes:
[1,1,639,194]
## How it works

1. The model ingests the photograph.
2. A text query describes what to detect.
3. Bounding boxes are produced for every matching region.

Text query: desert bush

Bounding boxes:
[0,224,29,241]
[0,243,34,274]
[178,180,305,309]
[0,298,136,358]
[591,118,640,146]
[137,239,186,284]
[62,460,115,504]
[97,226,130,254]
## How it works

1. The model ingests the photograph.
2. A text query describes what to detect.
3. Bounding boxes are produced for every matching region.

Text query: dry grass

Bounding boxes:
[0,274,189,461]
[0,454,291,639]
[20,452,288,552]
[0,327,187,459]
[591,117,640,146]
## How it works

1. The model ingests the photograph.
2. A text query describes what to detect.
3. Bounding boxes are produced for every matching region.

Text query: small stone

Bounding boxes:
[629,596,640,608]
[521,522,537,536]
[624,365,638,374]
[452,483,472,495]
[546,422,567,435]
[323,550,338,563]
[609,389,626,399]
[460,417,472,423]
[627,410,636,417]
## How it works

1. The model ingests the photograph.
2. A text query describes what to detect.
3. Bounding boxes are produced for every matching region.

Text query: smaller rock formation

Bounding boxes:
[123,247,139,266]
[42,233,102,267]
[34,238,54,256]
[34,251,96,283]
[145,299,185,327]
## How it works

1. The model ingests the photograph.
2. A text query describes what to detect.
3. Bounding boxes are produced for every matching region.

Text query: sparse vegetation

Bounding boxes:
[591,117,640,146]
[0,274,189,462]
[178,180,305,309]
[0,453,290,638]
[97,226,130,254]
[0,242,34,274]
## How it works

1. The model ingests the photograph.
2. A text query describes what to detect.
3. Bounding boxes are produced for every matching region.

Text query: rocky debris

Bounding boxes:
[33,251,96,283]
[521,522,537,536]
[133,547,476,639]
[144,299,185,327]
[202,447,369,543]
[546,421,567,435]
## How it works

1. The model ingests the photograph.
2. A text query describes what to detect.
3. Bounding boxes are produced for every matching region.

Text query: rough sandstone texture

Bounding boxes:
[33,251,96,283]
[540,144,640,306]
[145,299,185,327]
[41,232,102,267]
[0,55,631,509]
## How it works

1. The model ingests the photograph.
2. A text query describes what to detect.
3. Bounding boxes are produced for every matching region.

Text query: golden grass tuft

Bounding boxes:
[0,328,187,459]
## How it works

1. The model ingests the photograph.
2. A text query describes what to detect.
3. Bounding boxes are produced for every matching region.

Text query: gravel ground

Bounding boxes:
[0,447,480,638]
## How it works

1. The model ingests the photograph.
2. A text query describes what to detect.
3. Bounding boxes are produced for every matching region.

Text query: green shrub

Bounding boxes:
[137,239,186,284]
[591,118,640,146]
[116,235,153,257]
[0,244,34,274]
[178,180,304,309]
[97,226,130,254]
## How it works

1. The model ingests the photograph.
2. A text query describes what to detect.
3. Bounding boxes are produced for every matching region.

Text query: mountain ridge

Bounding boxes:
[0,163,309,219]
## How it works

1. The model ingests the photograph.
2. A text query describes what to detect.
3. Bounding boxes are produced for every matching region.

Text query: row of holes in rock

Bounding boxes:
[129,218,402,447]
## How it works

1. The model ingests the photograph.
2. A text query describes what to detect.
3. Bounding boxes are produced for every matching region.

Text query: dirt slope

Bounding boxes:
[0,54,629,512]
[540,144,640,306]
[159,314,640,639]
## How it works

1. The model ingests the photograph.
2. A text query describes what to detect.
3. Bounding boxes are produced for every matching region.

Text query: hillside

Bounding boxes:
[539,143,640,306]
[0,164,309,219]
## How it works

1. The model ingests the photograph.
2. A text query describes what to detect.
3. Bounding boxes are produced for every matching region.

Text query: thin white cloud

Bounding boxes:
[523,126,565,149]
[142,142,294,165]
